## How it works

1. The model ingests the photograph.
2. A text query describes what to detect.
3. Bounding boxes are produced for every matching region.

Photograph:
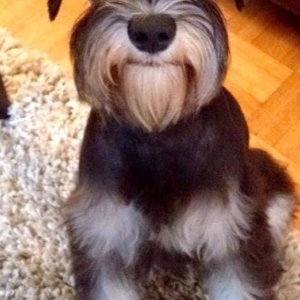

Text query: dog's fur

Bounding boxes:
[58,0,296,299]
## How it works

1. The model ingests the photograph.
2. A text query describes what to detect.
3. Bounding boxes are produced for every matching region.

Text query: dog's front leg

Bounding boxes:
[68,235,139,300]
[204,258,276,300]
[66,186,144,300]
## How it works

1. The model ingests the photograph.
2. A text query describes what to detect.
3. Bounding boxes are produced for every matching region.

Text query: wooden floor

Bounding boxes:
[0,0,300,228]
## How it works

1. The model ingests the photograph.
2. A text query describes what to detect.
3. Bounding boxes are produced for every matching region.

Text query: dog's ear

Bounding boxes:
[234,0,249,10]
[48,0,97,20]
[48,0,63,21]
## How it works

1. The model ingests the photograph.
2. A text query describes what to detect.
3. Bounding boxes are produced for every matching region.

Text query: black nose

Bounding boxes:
[128,14,176,53]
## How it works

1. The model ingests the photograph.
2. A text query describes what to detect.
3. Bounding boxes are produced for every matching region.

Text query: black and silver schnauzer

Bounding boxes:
[49,0,296,299]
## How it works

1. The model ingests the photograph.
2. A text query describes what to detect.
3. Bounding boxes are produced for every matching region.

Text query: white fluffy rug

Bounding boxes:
[0,28,300,300]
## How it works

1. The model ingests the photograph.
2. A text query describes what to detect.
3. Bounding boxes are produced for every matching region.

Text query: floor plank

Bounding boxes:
[248,73,300,146]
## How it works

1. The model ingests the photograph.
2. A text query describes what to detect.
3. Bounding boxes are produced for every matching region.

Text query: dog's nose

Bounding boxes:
[128,14,176,53]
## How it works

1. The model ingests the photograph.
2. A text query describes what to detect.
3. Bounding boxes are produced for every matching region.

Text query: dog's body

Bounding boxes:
[68,88,294,300]
[62,0,296,299]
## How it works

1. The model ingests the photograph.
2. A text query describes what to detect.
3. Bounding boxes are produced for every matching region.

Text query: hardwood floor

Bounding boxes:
[0,0,299,228]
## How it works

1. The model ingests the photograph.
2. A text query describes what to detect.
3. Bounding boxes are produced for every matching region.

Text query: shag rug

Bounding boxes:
[0,28,300,300]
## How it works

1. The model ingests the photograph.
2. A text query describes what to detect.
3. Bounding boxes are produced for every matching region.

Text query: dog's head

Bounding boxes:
[70,0,229,131]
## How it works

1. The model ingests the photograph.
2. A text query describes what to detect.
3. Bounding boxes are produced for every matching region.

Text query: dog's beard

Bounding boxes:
[120,64,188,131]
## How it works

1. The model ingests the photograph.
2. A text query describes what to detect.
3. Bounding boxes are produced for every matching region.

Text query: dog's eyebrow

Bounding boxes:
[48,0,63,21]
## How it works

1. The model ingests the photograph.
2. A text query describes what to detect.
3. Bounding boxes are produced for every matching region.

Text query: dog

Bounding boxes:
[48,0,296,299]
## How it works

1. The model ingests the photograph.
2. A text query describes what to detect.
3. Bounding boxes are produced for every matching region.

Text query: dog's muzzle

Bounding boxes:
[128,14,176,53]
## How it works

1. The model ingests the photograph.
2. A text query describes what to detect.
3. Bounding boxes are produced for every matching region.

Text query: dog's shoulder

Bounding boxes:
[204,87,249,147]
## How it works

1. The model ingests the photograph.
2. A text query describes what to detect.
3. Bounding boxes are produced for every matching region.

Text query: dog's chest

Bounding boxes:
[82,100,246,226]
[107,123,215,225]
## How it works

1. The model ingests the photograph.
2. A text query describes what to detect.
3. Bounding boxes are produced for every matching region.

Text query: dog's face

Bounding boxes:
[71,0,228,131]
